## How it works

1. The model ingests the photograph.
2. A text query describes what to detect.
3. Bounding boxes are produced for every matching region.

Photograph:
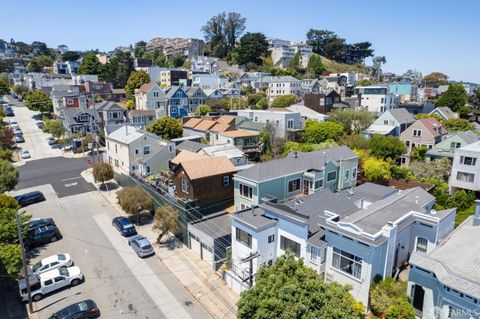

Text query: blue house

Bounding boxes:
[165,86,189,118]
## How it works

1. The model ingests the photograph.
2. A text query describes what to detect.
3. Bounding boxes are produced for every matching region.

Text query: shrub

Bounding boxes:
[117,187,154,215]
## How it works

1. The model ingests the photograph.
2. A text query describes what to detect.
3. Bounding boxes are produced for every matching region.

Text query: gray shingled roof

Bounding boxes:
[389,108,415,124]
[176,140,205,153]
[235,146,357,182]
[96,101,124,111]
[341,182,397,203]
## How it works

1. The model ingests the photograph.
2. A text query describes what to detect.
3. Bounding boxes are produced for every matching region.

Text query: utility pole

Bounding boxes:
[16,213,33,313]
[241,252,260,288]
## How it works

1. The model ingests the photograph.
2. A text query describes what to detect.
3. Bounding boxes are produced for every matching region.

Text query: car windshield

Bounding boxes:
[142,244,152,250]
[123,223,134,229]
[58,254,66,260]
[32,261,43,272]
[77,301,88,311]
[59,268,69,277]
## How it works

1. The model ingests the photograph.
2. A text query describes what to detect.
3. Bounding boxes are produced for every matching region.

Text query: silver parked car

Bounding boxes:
[128,235,154,258]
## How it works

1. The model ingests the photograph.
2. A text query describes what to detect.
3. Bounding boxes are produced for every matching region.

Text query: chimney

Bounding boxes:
[474,200,480,226]
[251,205,256,216]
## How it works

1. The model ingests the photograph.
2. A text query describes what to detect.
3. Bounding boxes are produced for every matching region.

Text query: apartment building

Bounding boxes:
[266,76,301,101]
[449,141,480,193]
[146,37,205,59]
[355,85,398,115]
[236,109,304,139]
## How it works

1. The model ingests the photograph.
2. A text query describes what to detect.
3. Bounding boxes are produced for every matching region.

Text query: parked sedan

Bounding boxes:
[48,299,100,319]
[24,225,62,250]
[36,120,44,129]
[15,191,45,207]
[46,136,56,145]
[13,127,22,135]
[15,135,25,143]
[112,217,137,237]
[30,254,73,275]
[128,235,154,258]
[20,149,31,159]
[25,218,56,231]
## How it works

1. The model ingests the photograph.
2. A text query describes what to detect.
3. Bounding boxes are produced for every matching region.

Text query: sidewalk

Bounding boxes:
[81,169,239,319]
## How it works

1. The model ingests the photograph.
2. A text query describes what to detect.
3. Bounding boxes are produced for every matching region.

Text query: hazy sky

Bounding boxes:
[2,0,479,82]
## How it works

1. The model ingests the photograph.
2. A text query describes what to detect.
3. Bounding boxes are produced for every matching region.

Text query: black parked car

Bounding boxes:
[14,191,45,207]
[49,299,100,319]
[5,108,14,117]
[24,225,62,250]
[25,218,56,231]
[15,134,25,143]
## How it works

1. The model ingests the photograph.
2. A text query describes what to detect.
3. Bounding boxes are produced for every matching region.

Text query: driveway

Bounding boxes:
[7,184,212,319]
[4,96,62,162]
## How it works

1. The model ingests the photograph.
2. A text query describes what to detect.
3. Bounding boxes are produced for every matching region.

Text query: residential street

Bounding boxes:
[5,96,63,161]
[6,183,212,319]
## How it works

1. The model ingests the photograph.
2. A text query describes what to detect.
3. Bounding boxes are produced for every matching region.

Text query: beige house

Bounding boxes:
[105,124,175,175]
[209,129,259,151]
[399,118,447,165]
[134,82,166,115]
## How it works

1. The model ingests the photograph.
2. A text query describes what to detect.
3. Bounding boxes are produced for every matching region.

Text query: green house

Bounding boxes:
[426,131,479,161]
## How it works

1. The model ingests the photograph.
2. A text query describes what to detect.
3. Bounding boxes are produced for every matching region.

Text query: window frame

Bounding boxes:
[416,237,428,253]
[327,171,337,182]
[280,235,301,257]
[287,178,301,193]
[236,228,252,248]
[181,177,189,194]
[332,247,362,280]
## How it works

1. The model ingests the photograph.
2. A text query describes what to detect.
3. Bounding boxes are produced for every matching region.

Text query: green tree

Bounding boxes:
[134,40,147,58]
[422,72,448,88]
[201,12,246,59]
[289,50,301,70]
[152,205,178,243]
[410,158,451,181]
[125,100,135,110]
[237,252,365,319]
[0,244,22,277]
[0,159,18,193]
[0,149,13,161]
[259,128,272,155]
[78,52,102,75]
[24,91,53,113]
[43,119,65,139]
[12,84,29,97]
[92,162,114,188]
[147,117,182,140]
[0,194,20,210]
[61,51,80,62]
[390,165,415,181]
[255,97,268,109]
[363,157,391,182]
[338,134,370,150]
[368,135,407,160]
[27,59,42,72]
[125,70,150,100]
[270,94,299,108]
[411,146,428,161]
[306,54,325,78]
[414,113,444,123]
[152,50,167,67]
[169,54,185,68]
[198,104,212,115]
[436,83,468,114]
[357,79,375,86]
[117,186,154,216]
[328,109,374,135]
[443,118,475,132]
[370,277,415,319]
[36,55,54,68]
[0,79,10,96]
[101,51,134,88]
[234,32,269,66]
[282,141,338,157]
[306,29,348,62]
[303,120,344,144]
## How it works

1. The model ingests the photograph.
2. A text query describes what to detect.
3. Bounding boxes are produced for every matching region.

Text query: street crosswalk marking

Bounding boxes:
[93,213,193,319]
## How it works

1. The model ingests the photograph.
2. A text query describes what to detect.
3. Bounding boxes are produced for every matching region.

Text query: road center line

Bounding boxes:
[60,176,83,182]
[93,213,192,319]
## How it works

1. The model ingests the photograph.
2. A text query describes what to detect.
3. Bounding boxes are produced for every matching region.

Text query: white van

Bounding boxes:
[18,266,83,302]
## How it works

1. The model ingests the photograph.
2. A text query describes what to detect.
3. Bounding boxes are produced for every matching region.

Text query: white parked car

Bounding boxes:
[7,118,17,125]
[46,136,57,145]
[20,149,31,159]
[19,266,84,302]
[29,254,73,275]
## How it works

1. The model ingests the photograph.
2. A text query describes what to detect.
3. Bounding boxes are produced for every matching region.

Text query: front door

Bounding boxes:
[412,284,425,312]
[303,180,310,195]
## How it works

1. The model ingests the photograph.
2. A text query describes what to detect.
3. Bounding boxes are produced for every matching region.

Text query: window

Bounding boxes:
[460,156,477,166]
[239,184,253,199]
[254,116,258,122]
[352,168,357,179]
[143,146,150,155]
[310,246,320,264]
[314,179,323,189]
[280,236,301,257]
[344,169,349,181]
[181,178,189,194]
[223,176,230,186]
[406,141,410,147]
[288,178,301,192]
[456,171,475,183]
[67,98,74,105]
[268,235,275,243]
[327,171,337,182]
[135,149,139,155]
[416,237,428,253]
[115,144,118,154]
[413,129,422,137]
[450,142,461,149]
[332,247,362,279]
[236,228,252,248]
[383,120,389,125]
[287,119,294,129]
[146,166,151,173]
[114,159,119,167]
[107,141,110,150]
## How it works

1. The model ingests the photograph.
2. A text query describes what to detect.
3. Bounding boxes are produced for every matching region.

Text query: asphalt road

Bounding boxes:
[4,96,63,161]
[16,156,96,198]
[8,184,211,319]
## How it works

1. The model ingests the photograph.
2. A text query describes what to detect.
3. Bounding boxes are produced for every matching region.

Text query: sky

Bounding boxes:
[2,0,480,83]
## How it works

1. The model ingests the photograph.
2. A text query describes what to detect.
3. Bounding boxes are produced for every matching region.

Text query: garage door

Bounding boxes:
[189,234,201,256]
[201,244,213,262]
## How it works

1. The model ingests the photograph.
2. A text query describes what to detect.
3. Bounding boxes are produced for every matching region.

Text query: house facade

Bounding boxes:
[62,108,100,134]
[232,146,359,211]
[165,86,189,118]
[226,183,456,307]
[303,90,342,114]
[192,74,228,89]
[235,109,304,139]
[134,82,166,115]
[160,69,188,86]
[209,130,260,151]
[96,101,125,125]
[185,86,207,114]
[429,107,459,121]
[266,76,301,101]
[407,204,480,319]
[362,108,415,138]
[448,141,480,193]
[355,85,398,115]
[426,131,479,162]
[127,109,156,128]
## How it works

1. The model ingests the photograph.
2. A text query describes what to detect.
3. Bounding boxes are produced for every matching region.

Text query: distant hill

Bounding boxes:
[320,55,369,74]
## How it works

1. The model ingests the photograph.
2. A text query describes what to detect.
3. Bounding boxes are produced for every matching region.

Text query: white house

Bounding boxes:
[266,76,301,102]
[287,103,327,122]
[362,108,415,138]
[134,82,166,115]
[448,141,480,194]
[355,85,398,115]
[105,124,175,175]
[192,74,228,89]
[236,109,304,139]
[225,183,456,307]
[71,74,98,85]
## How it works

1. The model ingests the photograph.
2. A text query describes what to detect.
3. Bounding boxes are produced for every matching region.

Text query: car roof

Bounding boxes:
[39,254,68,265]
[116,217,131,225]
[56,300,96,316]
[17,191,42,197]
[137,238,150,247]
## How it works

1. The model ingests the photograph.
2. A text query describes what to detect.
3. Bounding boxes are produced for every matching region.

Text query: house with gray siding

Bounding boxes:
[407,201,480,319]
[362,108,415,138]
[233,146,359,211]
[426,131,479,162]
[448,141,480,193]
[225,183,457,307]
[235,109,304,139]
